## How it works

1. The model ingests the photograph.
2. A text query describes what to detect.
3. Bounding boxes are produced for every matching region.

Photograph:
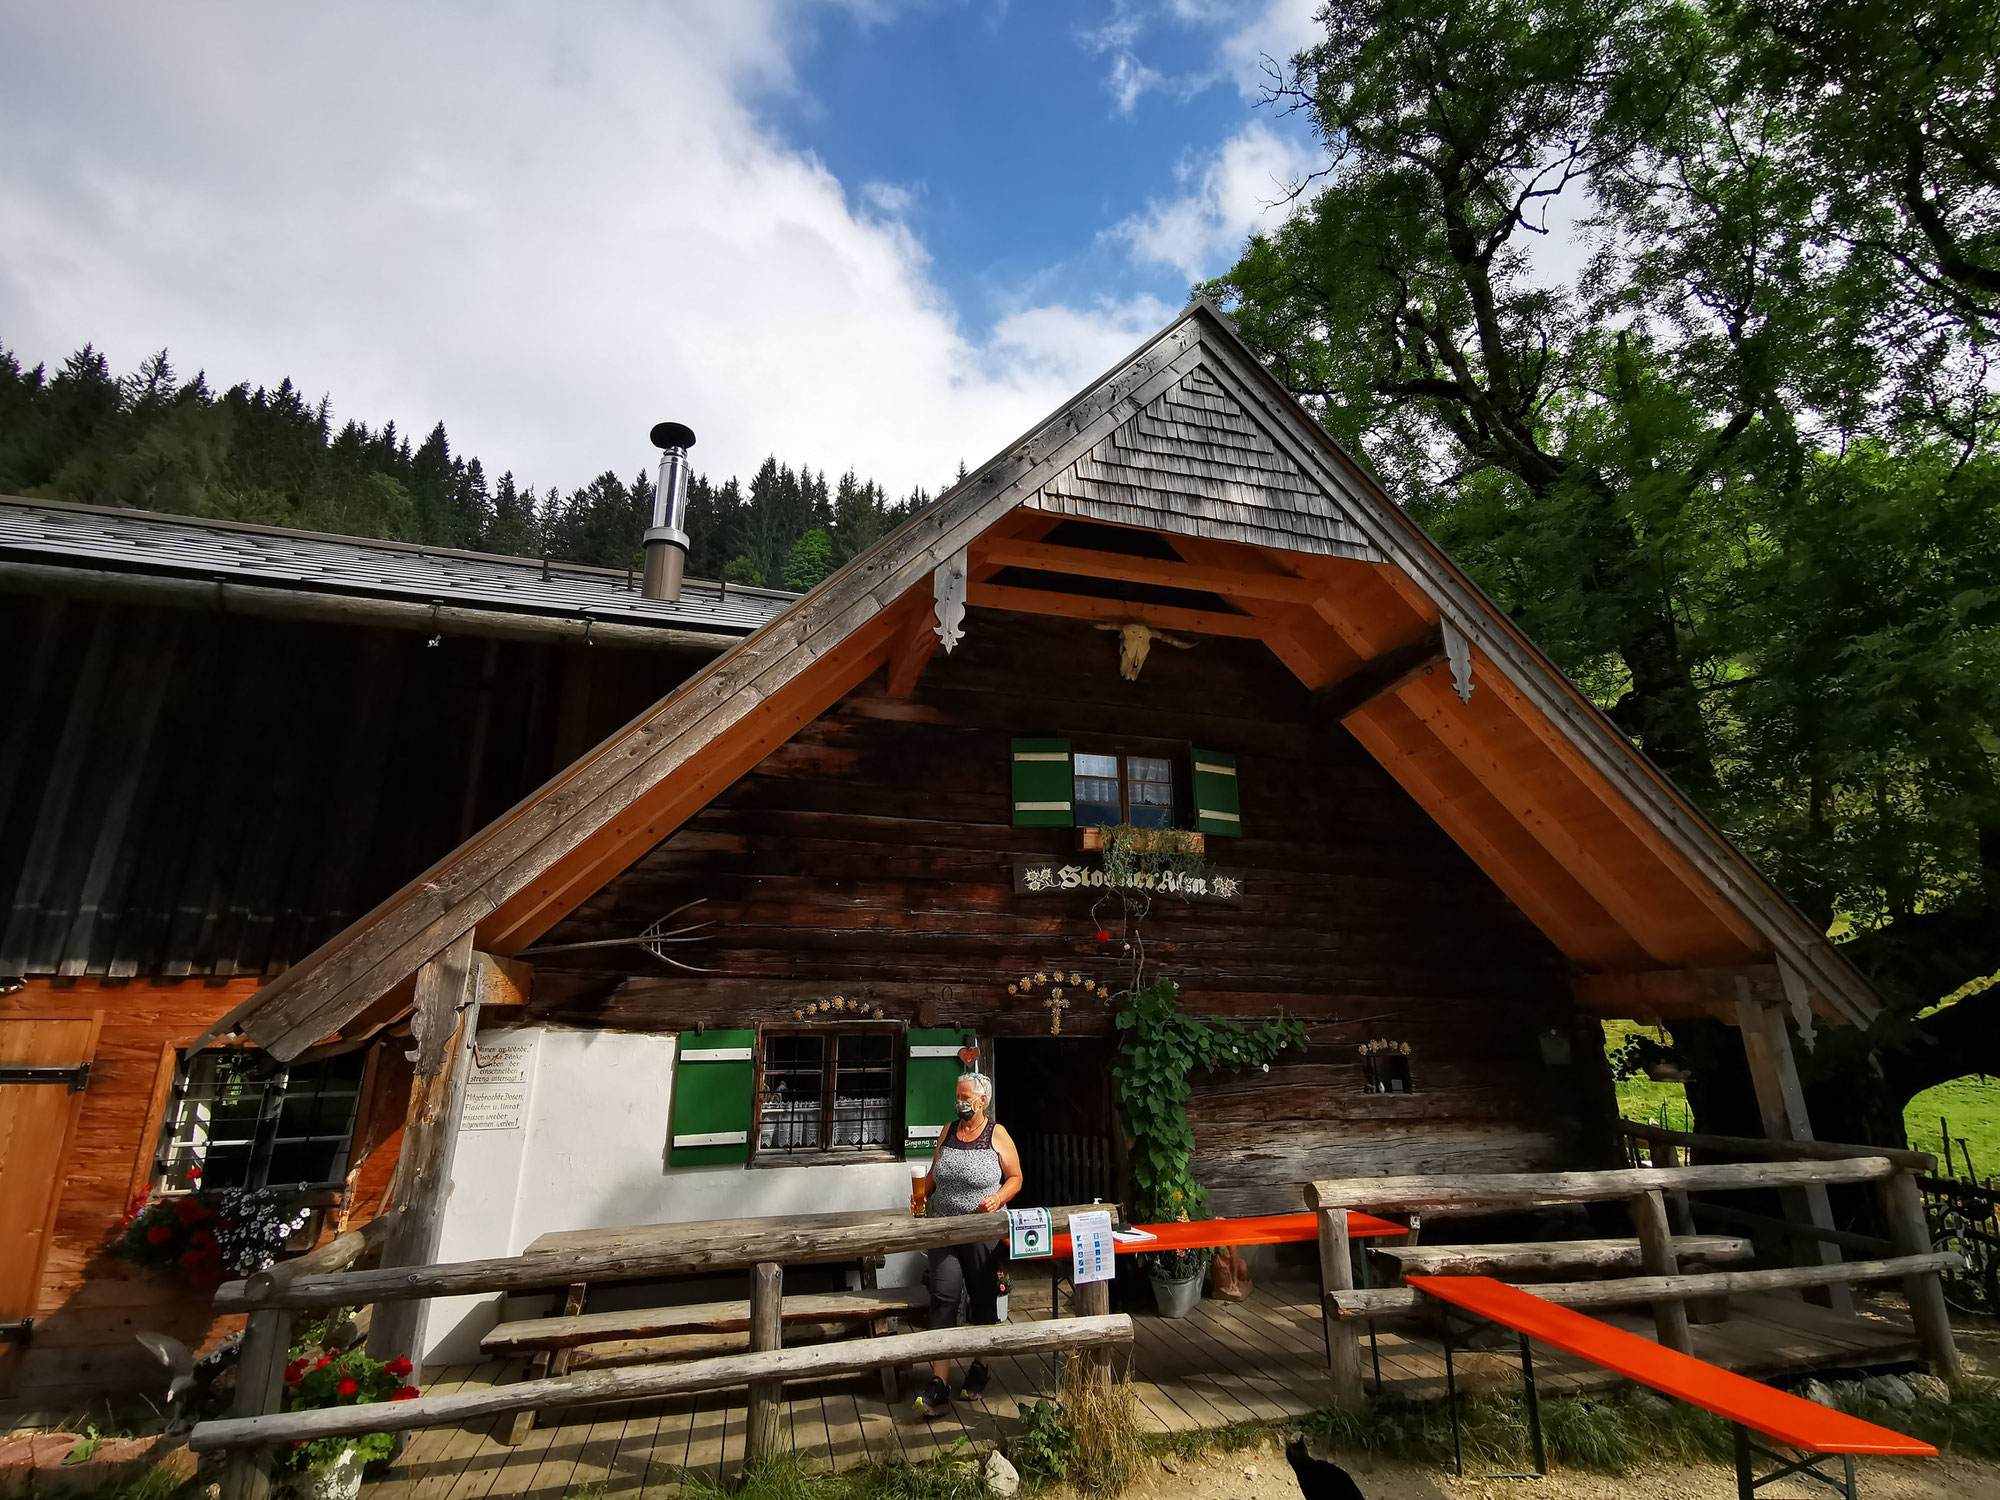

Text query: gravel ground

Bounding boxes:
[1110,1432,2000,1500]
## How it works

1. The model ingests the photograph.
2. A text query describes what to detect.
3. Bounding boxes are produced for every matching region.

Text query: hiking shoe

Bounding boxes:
[956,1361,991,1400]
[913,1376,951,1418]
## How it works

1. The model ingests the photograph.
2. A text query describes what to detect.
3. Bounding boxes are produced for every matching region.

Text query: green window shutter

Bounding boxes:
[1011,738,1073,827]
[905,1028,974,1158]
[1192,749,1241,837]
[669,1029,756,1166]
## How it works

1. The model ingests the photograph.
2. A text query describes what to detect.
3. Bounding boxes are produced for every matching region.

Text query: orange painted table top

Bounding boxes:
[1408,1275,1937,1457]
[1050,1209,1404,1257]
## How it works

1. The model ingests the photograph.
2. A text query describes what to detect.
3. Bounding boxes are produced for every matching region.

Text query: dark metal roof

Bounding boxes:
[0,495,794,636]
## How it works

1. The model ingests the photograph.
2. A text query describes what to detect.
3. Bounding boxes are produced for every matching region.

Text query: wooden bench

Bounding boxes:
[1371,1235,1752,1280]
[486,1288,928,1438]
[1410,1275,1936,1497]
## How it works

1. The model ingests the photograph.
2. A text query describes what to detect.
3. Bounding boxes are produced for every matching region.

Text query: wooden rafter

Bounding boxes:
[964,581,1269,639]
[970,537,1322,603]
[1311,627,1447,722]
[884,593,940,698]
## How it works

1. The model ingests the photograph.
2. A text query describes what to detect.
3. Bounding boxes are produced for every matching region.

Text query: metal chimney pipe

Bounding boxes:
[643,421,697,602]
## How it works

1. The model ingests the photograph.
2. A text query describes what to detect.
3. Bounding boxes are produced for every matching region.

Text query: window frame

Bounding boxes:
[153,1046,368,1193]
[1069,741,1189,830]
[749,1022,906,1168]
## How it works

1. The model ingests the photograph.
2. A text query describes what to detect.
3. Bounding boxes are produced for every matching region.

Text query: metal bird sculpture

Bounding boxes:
[518,900,718,972]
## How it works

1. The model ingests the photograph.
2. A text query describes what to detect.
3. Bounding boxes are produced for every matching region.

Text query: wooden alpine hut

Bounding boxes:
[11,302,1936,1433]
[176,300,1890,1374]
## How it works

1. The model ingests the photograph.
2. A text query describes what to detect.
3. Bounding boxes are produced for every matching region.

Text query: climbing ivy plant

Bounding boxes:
[1111,977,1306,1238]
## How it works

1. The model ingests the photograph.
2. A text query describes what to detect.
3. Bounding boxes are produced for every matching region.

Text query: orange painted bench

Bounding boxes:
[1408,1274,1936,1498]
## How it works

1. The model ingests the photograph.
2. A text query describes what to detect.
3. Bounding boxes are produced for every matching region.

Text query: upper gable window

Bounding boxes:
[1013,738,1240,836]
[1074,752,1174,829]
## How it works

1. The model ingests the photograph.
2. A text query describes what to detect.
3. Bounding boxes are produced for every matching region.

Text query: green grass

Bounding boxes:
[1603,1020,1694,1133]
[1906,1074,2000,1181]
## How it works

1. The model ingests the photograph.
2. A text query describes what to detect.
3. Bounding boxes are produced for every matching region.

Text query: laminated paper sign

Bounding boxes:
[1069,1209,1115,1286]
[1008,1206,1052,1260]
[461,1035,537,1131]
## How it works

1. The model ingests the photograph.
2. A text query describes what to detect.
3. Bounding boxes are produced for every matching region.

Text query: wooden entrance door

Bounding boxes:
[994,1036,1123,1210]
[0,1015,102,1381]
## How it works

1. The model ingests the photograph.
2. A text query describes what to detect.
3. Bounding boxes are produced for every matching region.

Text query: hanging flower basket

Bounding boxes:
[110,1185,313,1280]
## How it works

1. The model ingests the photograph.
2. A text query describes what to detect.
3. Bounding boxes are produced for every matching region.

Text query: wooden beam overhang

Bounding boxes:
[1310,626,1447,721]
[202,298,1885,1059]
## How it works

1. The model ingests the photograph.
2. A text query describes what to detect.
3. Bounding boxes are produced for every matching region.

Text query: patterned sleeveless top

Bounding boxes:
[930,1117,1004,1216]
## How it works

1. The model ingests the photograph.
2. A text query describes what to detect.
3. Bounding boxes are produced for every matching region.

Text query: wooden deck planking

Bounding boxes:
[365,1282,1924,1496]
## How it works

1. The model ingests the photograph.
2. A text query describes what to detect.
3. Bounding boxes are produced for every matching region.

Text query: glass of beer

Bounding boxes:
[909,1160,930,1217]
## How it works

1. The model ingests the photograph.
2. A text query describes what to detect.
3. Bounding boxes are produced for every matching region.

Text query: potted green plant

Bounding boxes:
[280,1347,420,1500]
[1111,978,1304,1319]
[1141,1243,1212,1319]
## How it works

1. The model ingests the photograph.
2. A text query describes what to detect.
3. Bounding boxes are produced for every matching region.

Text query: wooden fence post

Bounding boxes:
[220,1307,293,1500]
[1317,1206,1364,1410]
[1631,1190,1692,1354]
[745,1262,785,1464]
[1073,1278,1113,1383]
[1879,1170,1963,1386]
[368,930,481,1377]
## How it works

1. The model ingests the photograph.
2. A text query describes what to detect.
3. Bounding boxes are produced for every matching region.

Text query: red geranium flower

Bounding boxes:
[391,1386,420,1401]
[313,1354,332,1370]
[179,1249,207,1267]
[190,1230,218,1250]
[284,1358,309,1386]
[184,1165,203,1182]
[174,1197,209,1225]
[336,1377,359,1396]
[386,1356,413,1377]
[1095,929,1110,942]
[146,1224,174,1246]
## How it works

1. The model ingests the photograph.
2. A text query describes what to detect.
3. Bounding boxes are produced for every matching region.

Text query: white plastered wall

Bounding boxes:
[424,1025,921,1363]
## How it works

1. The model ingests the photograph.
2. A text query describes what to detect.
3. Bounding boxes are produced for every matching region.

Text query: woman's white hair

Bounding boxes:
[959,1070,994,1107]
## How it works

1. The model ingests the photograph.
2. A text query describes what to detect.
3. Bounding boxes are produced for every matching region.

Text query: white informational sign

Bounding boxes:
[460,1035,537,1131]
[1069,1209,1115,1286]
[1008,1207,1053,1260]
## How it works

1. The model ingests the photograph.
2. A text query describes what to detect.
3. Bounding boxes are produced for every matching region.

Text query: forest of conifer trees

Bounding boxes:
[0,341,937,591]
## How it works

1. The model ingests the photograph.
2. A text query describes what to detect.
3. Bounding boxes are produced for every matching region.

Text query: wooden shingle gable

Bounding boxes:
[200,299,1883,1059]
[1031,364,1385,560]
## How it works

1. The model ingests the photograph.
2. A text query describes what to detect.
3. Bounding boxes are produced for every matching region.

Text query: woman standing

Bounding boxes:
[910,1071,1022,1417]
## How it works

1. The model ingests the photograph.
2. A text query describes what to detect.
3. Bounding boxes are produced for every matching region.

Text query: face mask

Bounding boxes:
[955,1099,977,1119]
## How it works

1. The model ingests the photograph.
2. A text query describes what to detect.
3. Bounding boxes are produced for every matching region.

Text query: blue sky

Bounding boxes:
[0,1,1327,494]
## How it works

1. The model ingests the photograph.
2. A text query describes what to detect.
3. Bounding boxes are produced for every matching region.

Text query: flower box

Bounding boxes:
[1079,826,1204,853]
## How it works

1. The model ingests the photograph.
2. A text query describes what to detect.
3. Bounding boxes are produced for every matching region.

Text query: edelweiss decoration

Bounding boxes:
[791,995,888,1021]
[1009,969,1100,1035]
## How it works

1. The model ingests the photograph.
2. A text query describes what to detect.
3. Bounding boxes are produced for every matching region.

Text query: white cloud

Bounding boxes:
[1112,121,1320,282]
[0,1,1167,500]
[1218,0,1324,97]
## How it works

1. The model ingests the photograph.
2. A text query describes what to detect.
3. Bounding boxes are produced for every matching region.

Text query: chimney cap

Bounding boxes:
[650,421,697,452]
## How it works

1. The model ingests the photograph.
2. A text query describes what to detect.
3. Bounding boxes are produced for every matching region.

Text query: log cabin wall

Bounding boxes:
[0,591,712,1404]
[531,608,1621,1215]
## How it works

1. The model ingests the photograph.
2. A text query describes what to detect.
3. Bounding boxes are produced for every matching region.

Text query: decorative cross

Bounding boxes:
[1044,989,1070,1035]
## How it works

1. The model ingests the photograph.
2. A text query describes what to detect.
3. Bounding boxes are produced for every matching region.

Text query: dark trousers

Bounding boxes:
[926,1240,1002,1329]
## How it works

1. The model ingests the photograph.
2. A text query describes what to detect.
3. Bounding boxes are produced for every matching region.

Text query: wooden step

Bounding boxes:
[480,1288,929,1355]
[1369,1235,1752,1279]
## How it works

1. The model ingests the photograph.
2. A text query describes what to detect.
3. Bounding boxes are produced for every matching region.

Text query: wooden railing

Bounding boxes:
[195,1206,1129,1500]
[1307,1156,1963,1410]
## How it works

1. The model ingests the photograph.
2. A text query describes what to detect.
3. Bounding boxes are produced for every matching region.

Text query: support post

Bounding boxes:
[1073,1277,1112,1383]
[745,1262,785,1464]
[501,1283,585,1446]
[368,930,481,1376]
[1631,1190,1692,1354]
[220,1308,293,1500]
[1878,1171,1962,1385]
[1317,1206,1365,1409]
[1735,989,1850,1314]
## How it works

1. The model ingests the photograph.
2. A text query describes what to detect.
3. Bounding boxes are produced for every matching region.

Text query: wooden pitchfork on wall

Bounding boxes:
[518,900,717,972]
